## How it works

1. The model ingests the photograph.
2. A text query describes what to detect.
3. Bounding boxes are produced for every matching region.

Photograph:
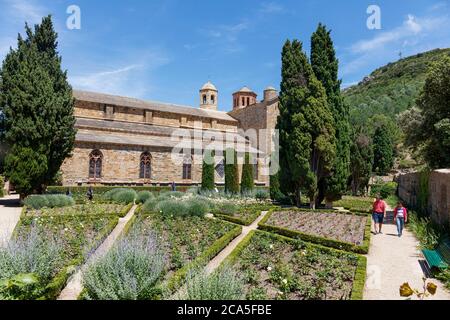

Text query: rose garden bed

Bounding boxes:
[258,209,371,253]
[222,230,366,300]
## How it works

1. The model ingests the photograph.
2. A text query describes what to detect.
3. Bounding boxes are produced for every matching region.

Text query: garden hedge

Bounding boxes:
[220,229,367,300]
[258,208,371,254]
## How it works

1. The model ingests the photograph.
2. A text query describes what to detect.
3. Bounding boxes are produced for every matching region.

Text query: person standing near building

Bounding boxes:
[393,201,408,237]
[86,186,94,201]
[372,194,387,234]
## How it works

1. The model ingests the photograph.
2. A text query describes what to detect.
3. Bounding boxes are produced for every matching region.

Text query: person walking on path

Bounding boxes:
[372,194,387,234]
[393,201,408,237]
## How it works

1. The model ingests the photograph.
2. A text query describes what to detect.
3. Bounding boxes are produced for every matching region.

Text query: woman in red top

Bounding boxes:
[372,194,386,234]
[393,201,408,237]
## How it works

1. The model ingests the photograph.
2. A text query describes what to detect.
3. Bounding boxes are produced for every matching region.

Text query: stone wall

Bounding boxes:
[397,169,450,227]
[61,142,204,185]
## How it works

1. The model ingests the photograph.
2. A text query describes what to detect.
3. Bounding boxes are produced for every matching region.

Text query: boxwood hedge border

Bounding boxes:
[258,208,371,254]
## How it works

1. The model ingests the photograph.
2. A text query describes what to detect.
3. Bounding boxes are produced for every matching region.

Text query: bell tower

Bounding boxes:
[199,81,218,110]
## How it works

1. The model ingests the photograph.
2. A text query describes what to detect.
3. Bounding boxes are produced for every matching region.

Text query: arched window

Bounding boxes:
[89,150,103,180]
[211,95,215,104]
[247,97,250,106]
[242,97,245,106]
[182,155,192,180]
[203,94,207,104]
[140,152,152,179]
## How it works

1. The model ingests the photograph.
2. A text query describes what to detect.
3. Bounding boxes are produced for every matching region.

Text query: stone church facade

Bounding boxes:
[60,82,279,187]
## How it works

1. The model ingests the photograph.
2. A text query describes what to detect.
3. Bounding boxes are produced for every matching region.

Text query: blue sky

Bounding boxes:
[0,0,449,111]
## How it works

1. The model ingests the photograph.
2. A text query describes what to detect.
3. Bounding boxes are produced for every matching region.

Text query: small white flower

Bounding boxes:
[282,279,288,285]
[301,250,307,256]
[267,266,272,271]
[277,291,283,295]
[269,244,274,249]
[64,228,68,232]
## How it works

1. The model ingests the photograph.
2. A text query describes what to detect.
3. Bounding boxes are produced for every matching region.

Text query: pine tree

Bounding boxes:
[201,149,215,191]
[373,125,394,175]
[311,23,351,207]
[0,16,76,197]
[240,152,254,195]
[277,39,336,208]
[224,148,239,194]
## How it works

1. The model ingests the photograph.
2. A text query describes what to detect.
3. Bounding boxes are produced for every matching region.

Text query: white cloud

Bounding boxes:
[4,0,46,25]
[342,10,450,77]
[350,14,440,54]
[259,2,284,14]
[68,49,170,98]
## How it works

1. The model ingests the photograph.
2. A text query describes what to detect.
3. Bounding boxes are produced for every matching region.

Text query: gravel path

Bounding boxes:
[58,204,138,300]
[363,206,450,300]
[0,194,22,247]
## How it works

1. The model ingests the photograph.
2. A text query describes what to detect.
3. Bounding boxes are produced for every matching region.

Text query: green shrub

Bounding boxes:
[255,190,269,201]
[158,191,185,200]
[186,198,210,217]
[23,194,74,209]
[216,202,239,216]
[370,181,397,199]
[141,198,159,213]
[114,189,137,204]
[103,188,136,204]
[407,212,441,249]
[136,191,154,204]
[102,188,128,201]
[176,266,245,300]
[24,195,49,209]
[155,199,189,217]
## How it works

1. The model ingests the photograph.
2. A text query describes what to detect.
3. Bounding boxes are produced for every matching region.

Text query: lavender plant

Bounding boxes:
[82,231,164,300]
[0,226,65,299]
[177,266,245,300]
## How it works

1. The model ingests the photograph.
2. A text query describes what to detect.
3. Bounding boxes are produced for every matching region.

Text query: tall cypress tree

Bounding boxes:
[0,16,76,197]
[224,148,239,194]
[240,152,254,195]
[201,149,215,191]
[373,125,394,175]
[277,40,336,208]
[311,23,351,207]
[350,128,374,195]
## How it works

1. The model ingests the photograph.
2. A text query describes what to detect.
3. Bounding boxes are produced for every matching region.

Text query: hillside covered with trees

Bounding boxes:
[344,48,450,127]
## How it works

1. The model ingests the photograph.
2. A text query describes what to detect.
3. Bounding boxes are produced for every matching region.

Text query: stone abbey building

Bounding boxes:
[60,82,279,187]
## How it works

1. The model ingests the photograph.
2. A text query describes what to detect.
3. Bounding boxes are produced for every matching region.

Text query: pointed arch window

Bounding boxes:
[89,150,103,180]
[182,155,192,180]
[140,152,152,179]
